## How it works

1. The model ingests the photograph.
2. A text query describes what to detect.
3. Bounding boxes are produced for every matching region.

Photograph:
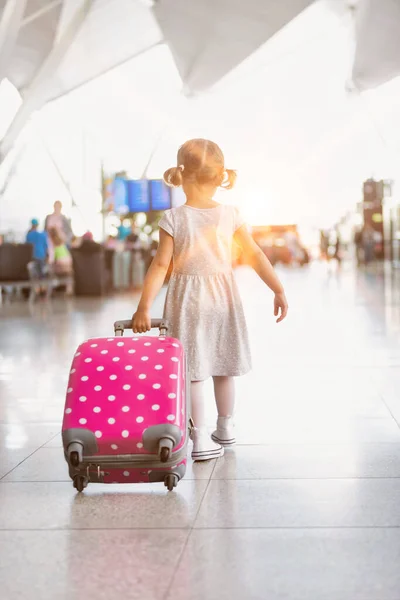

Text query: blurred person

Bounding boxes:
[26,219,48,279]
[320,230,329,260]
[117,219,131,241]
[48,228,73,294]
[45,201,73,247]
[105,235,118,249]
[362,223,375,264]
[70,235,81,249]
[354,228,363,265]
[333,227,343,270]
[132,139,288,461]
[79,231,101,253]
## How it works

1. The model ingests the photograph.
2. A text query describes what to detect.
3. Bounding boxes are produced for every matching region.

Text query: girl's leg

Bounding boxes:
[212,376,236,446]
[190,380,224,461]
[213,376,235,417]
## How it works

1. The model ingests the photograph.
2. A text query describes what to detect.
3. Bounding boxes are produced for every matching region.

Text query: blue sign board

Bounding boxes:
[149,179,171,211]
[128,180,150,213]
[112,177,129,215]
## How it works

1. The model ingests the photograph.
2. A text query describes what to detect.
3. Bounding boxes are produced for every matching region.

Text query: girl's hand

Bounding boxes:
[132,310,151,334]
[274,292,288,323]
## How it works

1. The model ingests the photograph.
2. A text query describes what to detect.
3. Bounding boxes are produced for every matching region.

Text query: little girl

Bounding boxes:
[133,139,288,460]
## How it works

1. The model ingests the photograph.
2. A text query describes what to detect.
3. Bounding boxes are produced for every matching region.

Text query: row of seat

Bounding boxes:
[0,243,113,299]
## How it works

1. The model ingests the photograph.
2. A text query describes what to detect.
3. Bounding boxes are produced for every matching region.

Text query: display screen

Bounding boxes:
[149,180,171,211]
[112,177,129,215]
[128,180,150,213]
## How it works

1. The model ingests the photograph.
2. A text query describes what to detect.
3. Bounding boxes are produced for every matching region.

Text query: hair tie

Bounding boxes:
[178,164,185,172]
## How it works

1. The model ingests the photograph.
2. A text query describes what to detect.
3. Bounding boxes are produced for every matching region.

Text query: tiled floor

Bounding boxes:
[1,262,400,599]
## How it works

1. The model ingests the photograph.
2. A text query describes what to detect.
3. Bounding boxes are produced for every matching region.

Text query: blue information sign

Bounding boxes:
[128,180,150,213]
[149,179,171,211]
[112,177,129,215]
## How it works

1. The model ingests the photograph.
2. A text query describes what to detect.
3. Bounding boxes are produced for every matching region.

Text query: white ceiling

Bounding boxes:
[0,0,400,229]
[0,0,398,103]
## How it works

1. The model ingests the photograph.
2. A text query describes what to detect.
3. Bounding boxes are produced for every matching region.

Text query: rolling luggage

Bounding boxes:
[62,319,190,492]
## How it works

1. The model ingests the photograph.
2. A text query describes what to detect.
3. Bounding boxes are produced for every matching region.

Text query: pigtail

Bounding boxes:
[164,166,183,187]
[220,169,237,190]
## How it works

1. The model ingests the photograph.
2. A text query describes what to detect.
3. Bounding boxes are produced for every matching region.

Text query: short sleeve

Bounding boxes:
[233,206,246,231]
[159,210,174,237]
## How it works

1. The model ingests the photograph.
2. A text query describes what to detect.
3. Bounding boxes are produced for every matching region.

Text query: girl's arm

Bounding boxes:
[132,229,173,333]
[234,226,288,323]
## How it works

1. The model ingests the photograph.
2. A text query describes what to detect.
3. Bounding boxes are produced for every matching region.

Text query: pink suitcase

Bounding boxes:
[62,319,190,492]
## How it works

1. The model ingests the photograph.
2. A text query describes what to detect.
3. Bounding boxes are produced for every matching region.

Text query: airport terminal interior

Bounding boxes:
[1,1,400,599]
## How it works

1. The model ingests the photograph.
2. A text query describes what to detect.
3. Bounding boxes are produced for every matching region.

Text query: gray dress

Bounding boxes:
[159,204,252,381]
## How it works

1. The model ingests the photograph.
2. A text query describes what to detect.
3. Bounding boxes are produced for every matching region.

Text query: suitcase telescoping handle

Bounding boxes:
[114,319,169,337]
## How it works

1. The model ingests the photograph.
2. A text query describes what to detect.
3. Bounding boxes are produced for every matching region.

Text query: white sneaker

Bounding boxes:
[211,416,236,446]
[191,427,224,461]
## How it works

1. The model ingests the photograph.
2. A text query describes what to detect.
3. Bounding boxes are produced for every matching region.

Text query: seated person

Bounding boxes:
[79,231,102,253]
[26,219,48,279]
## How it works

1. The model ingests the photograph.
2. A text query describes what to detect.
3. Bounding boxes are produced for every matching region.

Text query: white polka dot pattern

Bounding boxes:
[62,336,186,456]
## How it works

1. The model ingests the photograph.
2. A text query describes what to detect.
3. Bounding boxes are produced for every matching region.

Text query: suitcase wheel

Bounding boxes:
[73,475,88,493]
[158,437,174,463]
[164,474,178,492]
[160,447,170,463]
[67,442,83,468]
[70,451,80,468]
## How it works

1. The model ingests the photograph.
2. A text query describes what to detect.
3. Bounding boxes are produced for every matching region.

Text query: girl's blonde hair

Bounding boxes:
[164,139,237,190]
